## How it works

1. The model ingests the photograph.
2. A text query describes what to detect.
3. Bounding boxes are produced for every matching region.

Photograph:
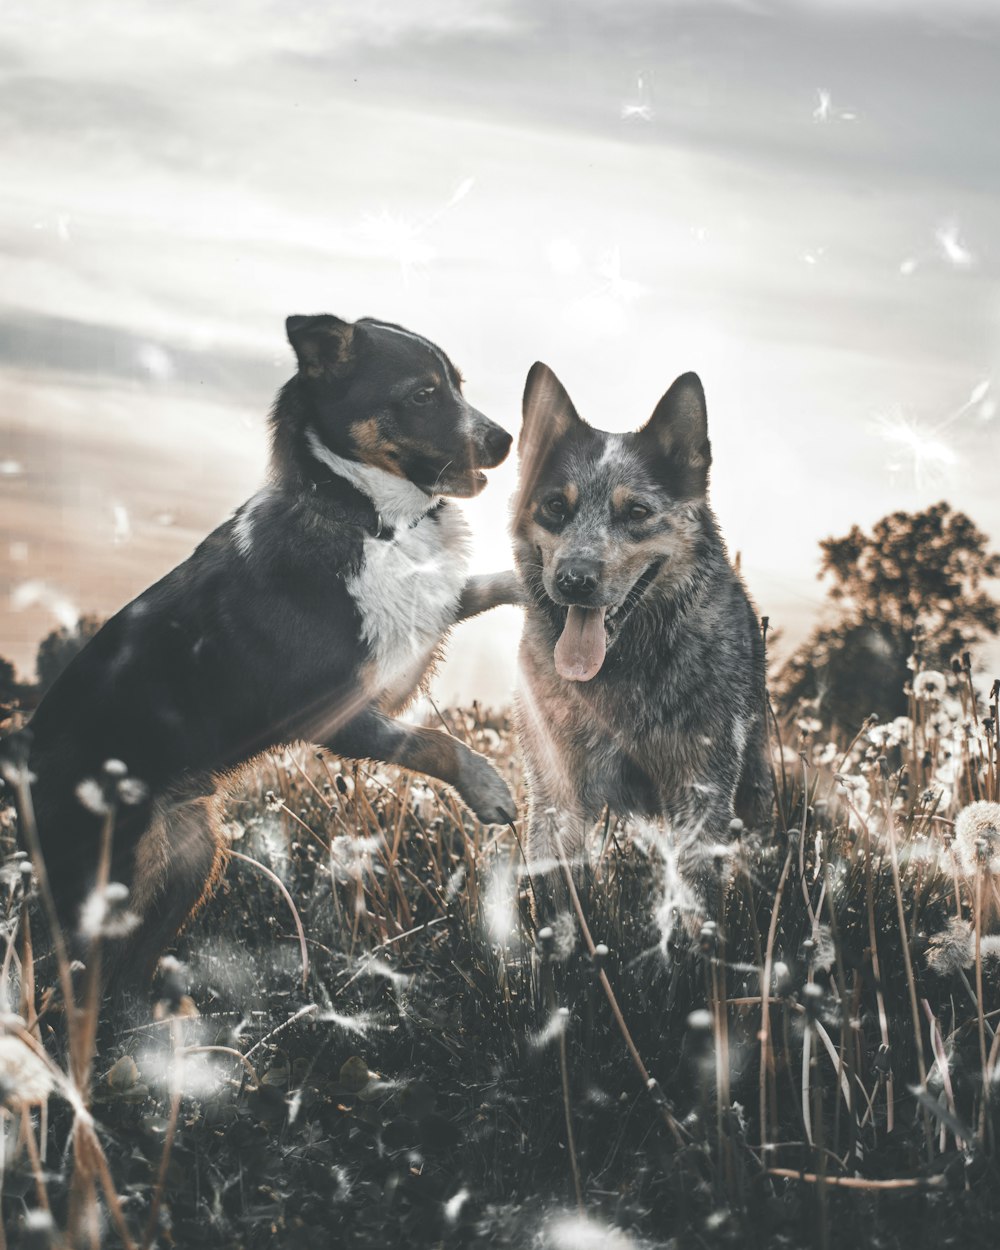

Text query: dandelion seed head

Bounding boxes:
[75,778,109,816]
[953,801,1000,877]
[79,882,140,941]
[0,1035,54,1107]
[926,917,974,974]
[913,670,948,701]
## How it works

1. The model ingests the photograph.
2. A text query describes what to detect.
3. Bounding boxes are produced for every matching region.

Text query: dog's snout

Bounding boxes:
[485,425,513,460]
[555,559,601,601]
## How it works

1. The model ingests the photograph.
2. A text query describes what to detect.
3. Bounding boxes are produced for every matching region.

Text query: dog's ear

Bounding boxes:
[519,362,586,456]
[286,314,356,380]
[636,372,711,497]
[516,363,589,512]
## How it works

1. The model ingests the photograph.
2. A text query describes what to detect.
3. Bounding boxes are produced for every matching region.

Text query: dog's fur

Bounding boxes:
[26,313,519,998]
[512,363,771,923]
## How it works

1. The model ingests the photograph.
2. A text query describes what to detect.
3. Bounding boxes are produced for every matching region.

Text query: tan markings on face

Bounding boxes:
[563,482,579,508]
[612,485,632,511]
[351,417,405,476]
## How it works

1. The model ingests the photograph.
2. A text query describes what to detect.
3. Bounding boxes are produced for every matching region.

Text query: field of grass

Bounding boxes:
[2,667,1000,1248]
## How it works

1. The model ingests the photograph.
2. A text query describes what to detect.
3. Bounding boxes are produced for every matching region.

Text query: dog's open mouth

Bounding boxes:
[553,562,662,682]
[433,468,489,498]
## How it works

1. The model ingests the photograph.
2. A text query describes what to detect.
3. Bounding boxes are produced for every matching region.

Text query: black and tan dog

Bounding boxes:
[512,363,771,926]
[26,313,518,998]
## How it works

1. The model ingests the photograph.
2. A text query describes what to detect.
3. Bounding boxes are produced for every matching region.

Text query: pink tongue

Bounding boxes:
[554,606,608,682]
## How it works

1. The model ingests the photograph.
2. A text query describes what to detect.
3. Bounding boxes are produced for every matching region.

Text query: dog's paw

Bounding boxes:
[457,756,517,825]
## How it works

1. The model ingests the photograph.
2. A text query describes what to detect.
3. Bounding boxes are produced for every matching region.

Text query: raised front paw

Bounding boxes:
[457,755,517,825]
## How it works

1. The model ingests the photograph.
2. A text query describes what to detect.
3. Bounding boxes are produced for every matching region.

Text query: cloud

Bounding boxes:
[0,308,284,400]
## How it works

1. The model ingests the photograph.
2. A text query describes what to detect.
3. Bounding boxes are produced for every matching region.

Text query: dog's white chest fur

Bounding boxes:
[347,503,471,704]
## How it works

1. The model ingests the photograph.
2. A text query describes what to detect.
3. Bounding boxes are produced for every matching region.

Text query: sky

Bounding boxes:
[1,0,999,703]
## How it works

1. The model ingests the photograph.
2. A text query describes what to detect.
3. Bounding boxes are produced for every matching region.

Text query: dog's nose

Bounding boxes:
[483,424,513,465]
[555,560,601,600]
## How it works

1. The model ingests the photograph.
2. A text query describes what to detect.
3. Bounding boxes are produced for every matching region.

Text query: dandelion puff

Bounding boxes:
[546,1213,637,1250]
[953,801,1000,877]
[926,710,953,738]
[529,1007,569,1051]
[116,776,148,806]
[79,882,140,941]
[75,778,109,816]
[926,917,974,975]
[913,670,947,701]
[0,1035,54,1107]
[979,935,1000,962]
[444,1188,470,1224]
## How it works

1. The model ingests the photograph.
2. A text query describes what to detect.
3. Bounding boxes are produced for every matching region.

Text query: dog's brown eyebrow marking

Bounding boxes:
[612,486,633,511]
[563,483,579,507]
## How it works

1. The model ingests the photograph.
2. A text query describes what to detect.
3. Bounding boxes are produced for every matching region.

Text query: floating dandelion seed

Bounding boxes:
[953,801,1000,877]
[11,579,79,630]
[547,237,583,276]
[874,407,958,488]
[901,222,976,277]
[314,1007,385,1037]
[813,89,857,123]
[813,89,831,122]
[136,343,174,381]
[621,71,654,121]
[112,503,131,545]
[359,211,434,280]
[936,221,974,267]
[529,1007,569,1051]
[358,176,476,283]
[444,1189,470,1224]
[594,245,645,304]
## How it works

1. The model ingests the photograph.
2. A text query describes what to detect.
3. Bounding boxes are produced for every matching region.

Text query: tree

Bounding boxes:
[35,614,104,694]
[776,502,1000,735]
[0,656,19,706]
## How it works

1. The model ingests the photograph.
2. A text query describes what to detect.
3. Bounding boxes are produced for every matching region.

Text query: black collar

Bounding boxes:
[307,471,443,541]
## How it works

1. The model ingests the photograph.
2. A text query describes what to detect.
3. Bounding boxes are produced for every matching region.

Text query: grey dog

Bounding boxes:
[511,362,771,928]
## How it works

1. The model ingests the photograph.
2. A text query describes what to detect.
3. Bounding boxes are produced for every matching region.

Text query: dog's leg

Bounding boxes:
[106,794,225,1013]
[664,781,742,941]
[522,795,589,931]
[326,709,516,825]
[734,717,774,831]
[455,570,524,622]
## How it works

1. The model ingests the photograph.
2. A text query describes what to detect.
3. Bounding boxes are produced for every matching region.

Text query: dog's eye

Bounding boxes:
[411,387,436,406]
[628,504,651,522]
[541,496,567,521]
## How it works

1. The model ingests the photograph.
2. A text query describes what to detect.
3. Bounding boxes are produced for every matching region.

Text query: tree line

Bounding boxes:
[1,502,997,735]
